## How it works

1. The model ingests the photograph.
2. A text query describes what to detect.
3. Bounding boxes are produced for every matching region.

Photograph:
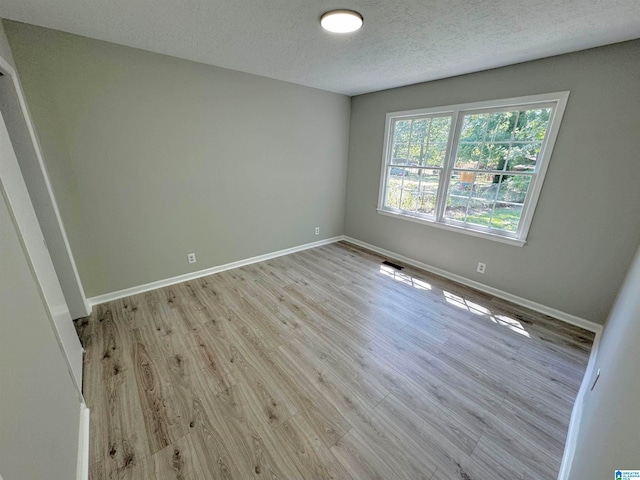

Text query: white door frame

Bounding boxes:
[0,56,85,395]
[0,54,90,318]
[0,116,90,480]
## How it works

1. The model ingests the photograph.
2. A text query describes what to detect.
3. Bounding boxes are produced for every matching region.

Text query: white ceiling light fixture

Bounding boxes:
[320,9,363,33]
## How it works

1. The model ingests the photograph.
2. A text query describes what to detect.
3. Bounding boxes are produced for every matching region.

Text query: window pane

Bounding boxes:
[409,119,428,148]
[408,144,422,166]
[506,143,541,172]
[385,167,406,208]
[445,172,473,221]
[455,107,551,173]
[389,115,452,168]
[490,203,523,232]
[514,108,551,141]
[393,119,411,144]
[425,143,447,167]
[468,172,496,201]
[488,111,517,142]
[416,170,440,216]
[391,143,409,164]
[480,143,509,170]
[459,113,489,142]
[466,199,492,227]
[430,117,452,143]
[496,175,531,204]
[445,172,530,233]
[385,167,440,216]
[454,142,481,169]
[399,171,420,211]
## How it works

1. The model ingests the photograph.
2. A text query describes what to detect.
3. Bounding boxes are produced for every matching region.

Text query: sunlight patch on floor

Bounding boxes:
[379,265,431,291]
[377,264,529,338]
[443,290,530,337]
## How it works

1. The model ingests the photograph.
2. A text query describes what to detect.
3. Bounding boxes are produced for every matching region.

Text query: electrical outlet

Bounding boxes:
[315,227,320,235]
[187,253,197,264]
[477,262,486,274]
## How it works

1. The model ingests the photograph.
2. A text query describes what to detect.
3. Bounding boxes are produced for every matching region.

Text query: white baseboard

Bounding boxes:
[77,404,90,480]
[87,236,344,307]
[343,235,602,334]
[89,233,603,334]
[80,297,92,318]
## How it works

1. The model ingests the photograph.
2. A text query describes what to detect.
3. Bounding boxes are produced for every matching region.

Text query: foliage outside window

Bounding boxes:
[378,92,569,246]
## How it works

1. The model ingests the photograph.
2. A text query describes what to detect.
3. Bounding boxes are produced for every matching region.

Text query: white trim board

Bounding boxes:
[343,235,602,334]
[76,404,90,480]
[88,236,344,307]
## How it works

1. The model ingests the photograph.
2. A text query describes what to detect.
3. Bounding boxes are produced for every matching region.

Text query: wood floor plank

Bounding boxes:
[280,317,390,409]
[131,328,189,455]
[225,336,299,430]
[184,374,246,478]
[366,338,502,430]
[151,434,213,480]
[274,414,355,480]
[310,325,485,454]
[331,428,406,480]
[277,342,379,428]
[267,345,354,448]
[374,394,474,475]
[496,398,568,457]
[80,241,593,480]
[371,331,505,413]
[91,305,154,471]
[470,432,545,480]
[476,410,561,479]
[429,455,501,480]
[199,381,303,479]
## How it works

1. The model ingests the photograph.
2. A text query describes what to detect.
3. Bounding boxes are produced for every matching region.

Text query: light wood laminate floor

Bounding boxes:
[77,241,594,480]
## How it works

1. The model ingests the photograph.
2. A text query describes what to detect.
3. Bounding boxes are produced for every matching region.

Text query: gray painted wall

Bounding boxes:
[5,21,351,298]
[565,241,640,478]
[0,164,80,480]
[344,40,640,324]
[0,21,14,68]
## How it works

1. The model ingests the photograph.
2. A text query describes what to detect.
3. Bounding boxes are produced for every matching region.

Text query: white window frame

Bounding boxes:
[377,91,569,247]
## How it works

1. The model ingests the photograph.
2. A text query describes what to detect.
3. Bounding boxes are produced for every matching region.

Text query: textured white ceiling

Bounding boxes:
[1,0,639,95]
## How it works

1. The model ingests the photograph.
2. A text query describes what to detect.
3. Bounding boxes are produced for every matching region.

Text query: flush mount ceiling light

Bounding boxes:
[320,9,363,33]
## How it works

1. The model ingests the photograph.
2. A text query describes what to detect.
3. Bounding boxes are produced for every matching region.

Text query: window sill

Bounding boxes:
[376,209,527,247]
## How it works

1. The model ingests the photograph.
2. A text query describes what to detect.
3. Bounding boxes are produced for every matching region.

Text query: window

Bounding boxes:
[378,92,569,246]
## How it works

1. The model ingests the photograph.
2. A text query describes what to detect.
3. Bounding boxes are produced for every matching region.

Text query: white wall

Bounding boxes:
[344,40,640,325]
[564,241,640,477]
